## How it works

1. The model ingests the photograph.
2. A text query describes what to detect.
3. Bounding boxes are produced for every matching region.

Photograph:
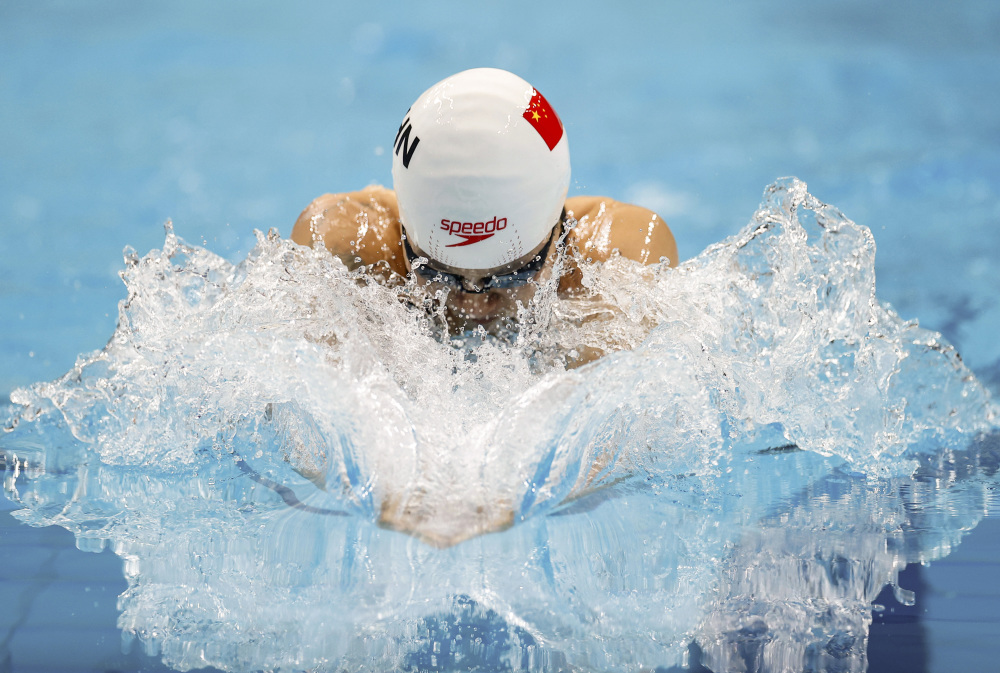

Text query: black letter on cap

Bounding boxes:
[395,117,420,168]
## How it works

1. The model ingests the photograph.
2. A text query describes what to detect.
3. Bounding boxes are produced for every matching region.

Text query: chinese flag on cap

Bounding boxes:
[523,89,564,151]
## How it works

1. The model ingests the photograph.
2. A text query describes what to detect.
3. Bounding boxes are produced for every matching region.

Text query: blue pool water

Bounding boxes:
[3,2,1000,672]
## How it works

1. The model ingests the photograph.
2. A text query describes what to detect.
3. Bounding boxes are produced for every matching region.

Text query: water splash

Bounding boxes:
[2,178,997,672]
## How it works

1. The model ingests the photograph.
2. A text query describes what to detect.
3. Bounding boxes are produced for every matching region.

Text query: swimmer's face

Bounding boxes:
[424,278,539,331]
[405,229,558,331]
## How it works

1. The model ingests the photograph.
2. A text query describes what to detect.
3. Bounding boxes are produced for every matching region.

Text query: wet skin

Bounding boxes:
[290,185,678,337]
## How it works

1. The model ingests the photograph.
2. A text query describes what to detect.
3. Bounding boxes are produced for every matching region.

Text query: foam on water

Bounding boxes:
[2,178,998,672]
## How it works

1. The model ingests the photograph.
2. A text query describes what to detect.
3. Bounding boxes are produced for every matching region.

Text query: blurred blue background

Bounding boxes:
[3,0,999,394]
[2,2,999,671]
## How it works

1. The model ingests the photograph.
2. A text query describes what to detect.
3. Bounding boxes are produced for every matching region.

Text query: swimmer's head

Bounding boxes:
[391,68,570,276]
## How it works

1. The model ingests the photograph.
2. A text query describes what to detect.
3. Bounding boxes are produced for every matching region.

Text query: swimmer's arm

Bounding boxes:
[291,185,408,277]
[565,196,678,268]
[558,197,678,369]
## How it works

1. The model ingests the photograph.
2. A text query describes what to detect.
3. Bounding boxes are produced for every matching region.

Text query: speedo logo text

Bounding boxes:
[441,216,507,247]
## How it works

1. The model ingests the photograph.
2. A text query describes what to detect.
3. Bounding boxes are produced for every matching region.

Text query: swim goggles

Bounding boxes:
[403,226,556,294]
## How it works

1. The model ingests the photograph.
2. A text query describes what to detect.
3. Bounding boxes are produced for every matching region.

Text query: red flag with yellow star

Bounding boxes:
[522,89,563,151]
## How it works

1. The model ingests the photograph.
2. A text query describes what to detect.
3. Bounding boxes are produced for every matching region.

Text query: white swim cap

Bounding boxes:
[391,68,570,273]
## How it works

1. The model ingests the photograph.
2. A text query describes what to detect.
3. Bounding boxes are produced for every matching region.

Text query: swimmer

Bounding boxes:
[290,69,678,544]
[292,68,678,359]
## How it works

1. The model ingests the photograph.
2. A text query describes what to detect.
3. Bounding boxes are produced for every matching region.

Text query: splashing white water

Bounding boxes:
[2,178,997,672]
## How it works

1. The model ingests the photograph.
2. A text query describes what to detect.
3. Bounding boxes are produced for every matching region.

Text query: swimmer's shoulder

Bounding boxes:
[291,185,407,278]
[564,195,678,268]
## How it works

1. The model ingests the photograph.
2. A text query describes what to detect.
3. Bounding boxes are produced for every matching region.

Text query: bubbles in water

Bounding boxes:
[2,178,997,672]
